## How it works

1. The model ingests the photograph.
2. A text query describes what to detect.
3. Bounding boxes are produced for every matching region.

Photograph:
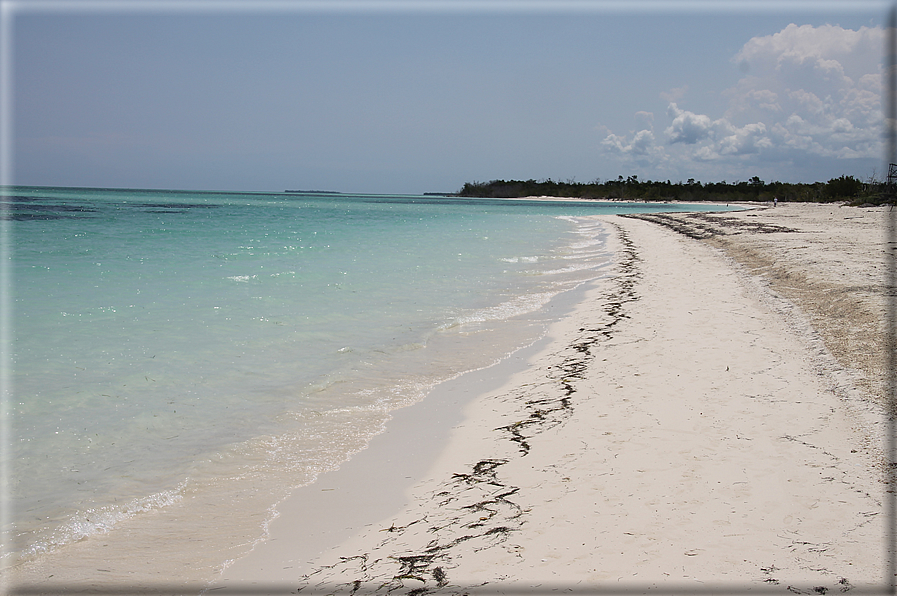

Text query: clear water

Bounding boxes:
[4,187,733,576]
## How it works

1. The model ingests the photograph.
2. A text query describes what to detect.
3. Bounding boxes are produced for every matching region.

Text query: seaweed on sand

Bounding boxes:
[296,223,643,595]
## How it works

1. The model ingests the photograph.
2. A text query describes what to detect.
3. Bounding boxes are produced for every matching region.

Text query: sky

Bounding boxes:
[6,0,890,194]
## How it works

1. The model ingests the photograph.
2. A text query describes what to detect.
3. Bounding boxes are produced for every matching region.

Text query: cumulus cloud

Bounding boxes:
[602,129,656,156]
[719,122,772,155]
[731,24,882,158]
[666,103,717,144]
[600,23,883,178]
[734,23,881,83]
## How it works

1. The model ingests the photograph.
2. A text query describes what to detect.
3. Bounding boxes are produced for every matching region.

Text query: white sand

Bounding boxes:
[214,204,888,594]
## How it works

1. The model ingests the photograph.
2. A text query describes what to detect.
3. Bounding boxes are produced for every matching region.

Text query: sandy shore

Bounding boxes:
[214,203,889,595]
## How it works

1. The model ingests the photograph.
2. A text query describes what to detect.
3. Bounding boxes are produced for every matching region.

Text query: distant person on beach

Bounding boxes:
[774,196,778,207]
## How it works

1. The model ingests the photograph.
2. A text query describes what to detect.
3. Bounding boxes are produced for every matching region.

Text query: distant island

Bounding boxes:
[456,175,882,204]
[284,190,342,194]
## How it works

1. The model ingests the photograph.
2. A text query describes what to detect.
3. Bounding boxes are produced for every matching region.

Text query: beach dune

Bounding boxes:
[216,204,888,594]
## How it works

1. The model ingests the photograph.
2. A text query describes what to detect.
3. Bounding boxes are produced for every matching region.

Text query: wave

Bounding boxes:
[453,291,558,326]
[17,483,187,562]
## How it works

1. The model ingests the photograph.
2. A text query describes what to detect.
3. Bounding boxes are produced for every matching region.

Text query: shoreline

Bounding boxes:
[212,221,634,593]
[216,204,886,593]
[6,213,616,594]
[213,266,608,588]
[10,203,887,594]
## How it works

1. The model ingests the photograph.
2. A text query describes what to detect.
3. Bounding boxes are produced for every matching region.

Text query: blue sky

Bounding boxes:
[7,1,889,194]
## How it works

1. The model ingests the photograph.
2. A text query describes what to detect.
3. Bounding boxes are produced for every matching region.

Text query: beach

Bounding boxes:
[8,201,889,594]
[213,203,889,594]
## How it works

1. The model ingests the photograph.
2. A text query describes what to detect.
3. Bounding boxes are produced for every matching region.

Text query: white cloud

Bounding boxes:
[600,23,883,179]
[694,145,718,161]
[600,124,670,170]
[665,103,715,145]
[718,122,771,155]
[787,89,826,115]
[602,129,656,156]
[728,23,883,158]
[734,23,881,84]
[629,129,655,155]
[831,118,853,133]
[728,88,781,114]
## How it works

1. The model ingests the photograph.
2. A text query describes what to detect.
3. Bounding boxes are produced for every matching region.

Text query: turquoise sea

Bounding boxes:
[5,187,732,577]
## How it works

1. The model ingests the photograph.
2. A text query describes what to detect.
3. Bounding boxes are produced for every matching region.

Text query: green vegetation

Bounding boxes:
[457,174,886,204]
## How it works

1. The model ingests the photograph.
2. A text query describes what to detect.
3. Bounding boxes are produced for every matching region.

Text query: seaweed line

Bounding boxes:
[296,222,642,595]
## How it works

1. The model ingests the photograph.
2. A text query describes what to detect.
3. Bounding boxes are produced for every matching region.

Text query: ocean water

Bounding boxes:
[4,187,731,579]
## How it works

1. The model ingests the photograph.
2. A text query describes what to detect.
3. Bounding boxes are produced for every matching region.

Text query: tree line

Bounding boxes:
[456,174,881,204]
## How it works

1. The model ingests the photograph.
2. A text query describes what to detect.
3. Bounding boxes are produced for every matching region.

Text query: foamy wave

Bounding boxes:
[558,216,607,252]
[346,377,436,410]
[568,238,604,250]
[499,256,539,264]
[562,251,610,260]
[227,275,258,283]
[525,262,600,276]
[24,484,186,558]
[455,291,556,325]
